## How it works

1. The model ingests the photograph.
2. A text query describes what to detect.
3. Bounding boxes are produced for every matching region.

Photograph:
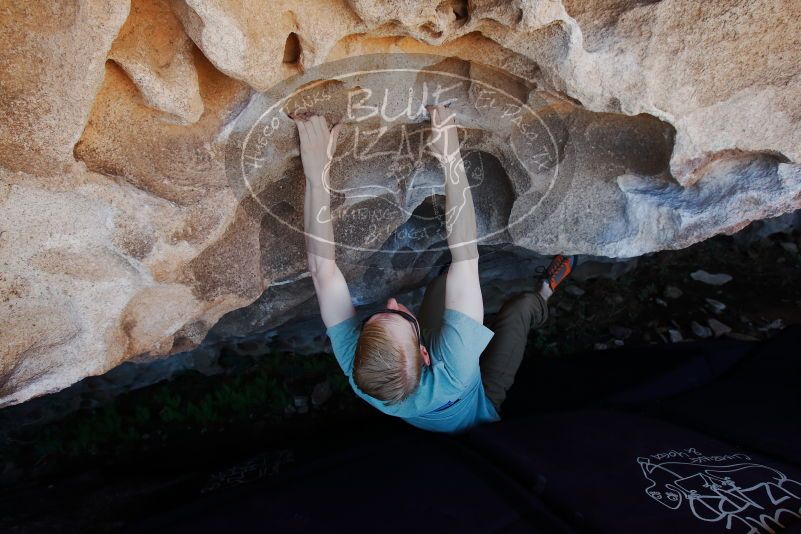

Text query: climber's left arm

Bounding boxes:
[294,114,356,328]
[427,105,484,324]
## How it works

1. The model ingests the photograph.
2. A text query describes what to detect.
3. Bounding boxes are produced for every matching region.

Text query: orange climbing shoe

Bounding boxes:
[538,255,578,291]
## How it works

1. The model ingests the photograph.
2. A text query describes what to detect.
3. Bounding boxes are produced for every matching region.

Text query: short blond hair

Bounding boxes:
[353,319,422,405]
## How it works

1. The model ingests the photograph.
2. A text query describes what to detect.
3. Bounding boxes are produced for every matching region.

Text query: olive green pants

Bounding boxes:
[417,274,549,414]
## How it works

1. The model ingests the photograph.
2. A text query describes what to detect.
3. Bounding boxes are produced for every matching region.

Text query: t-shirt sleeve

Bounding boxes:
[325,315,361,377]
[432,309,495,388]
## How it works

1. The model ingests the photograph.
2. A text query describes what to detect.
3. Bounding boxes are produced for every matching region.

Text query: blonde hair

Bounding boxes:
[354,319,423,405]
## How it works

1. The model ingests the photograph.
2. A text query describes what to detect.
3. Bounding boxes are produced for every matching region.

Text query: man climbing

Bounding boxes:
[292,105,576,433]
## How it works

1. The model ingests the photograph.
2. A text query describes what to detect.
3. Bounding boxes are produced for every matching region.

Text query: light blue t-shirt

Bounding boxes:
[326,308,501,433]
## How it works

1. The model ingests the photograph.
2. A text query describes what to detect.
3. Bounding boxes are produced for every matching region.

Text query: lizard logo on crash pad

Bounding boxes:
[637,448,801,533]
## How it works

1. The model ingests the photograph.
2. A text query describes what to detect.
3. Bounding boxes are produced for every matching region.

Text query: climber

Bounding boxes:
[292,106,577,433]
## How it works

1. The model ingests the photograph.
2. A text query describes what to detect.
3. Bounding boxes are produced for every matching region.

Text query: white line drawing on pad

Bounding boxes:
[638,450,801,533]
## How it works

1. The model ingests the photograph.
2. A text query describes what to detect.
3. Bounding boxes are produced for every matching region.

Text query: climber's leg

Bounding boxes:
[417,272,447,332]
[480,284,550,413]
[480,255,578,413]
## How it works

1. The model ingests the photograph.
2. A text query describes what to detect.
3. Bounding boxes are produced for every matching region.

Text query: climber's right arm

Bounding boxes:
[305,185,356,328]
[295,114,356,328]
[307,250,356,329]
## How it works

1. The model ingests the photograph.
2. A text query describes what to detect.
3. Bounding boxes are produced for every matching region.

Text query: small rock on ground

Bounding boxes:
[668,329,683,343]
[758,318,785,332]
[707,318,732,337]
[564,285,585,297]
[691,321,713,339]
[690,270,733,286]
[705,298,727,314]
[664,286,683,299]
[292,395,309,414]
[311,380,333,407]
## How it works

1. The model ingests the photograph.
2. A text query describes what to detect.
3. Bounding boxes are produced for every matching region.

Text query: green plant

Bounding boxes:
[158,391,186,423]
[133,405,150,425]
[187,399,219,426]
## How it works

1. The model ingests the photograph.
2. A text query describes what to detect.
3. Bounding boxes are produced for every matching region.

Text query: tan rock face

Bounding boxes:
[109,0,205,125]
[0,0,130,175]
[0,0,799,406]
[557,0,801,184]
